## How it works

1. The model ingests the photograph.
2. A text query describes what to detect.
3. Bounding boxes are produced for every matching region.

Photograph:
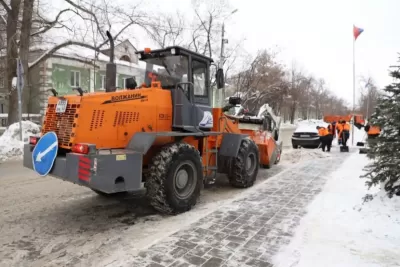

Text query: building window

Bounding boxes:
[122,77,136,88]
[0,77,4,88]
[100,75,106,89]
[70,71,80,87]
[120,55,131,62]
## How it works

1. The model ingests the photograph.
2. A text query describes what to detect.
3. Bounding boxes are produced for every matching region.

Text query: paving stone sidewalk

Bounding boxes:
[130,153,349,267]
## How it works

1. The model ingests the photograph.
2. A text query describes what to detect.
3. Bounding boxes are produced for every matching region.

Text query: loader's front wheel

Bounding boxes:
[145,143,203,215]
[228,139,259,188]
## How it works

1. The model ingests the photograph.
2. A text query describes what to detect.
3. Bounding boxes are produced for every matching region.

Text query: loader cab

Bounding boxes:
[136,47,217,106]
[136,47,224,132]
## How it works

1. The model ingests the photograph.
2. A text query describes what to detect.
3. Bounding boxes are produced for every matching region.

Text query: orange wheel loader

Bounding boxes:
[23,31,282,215]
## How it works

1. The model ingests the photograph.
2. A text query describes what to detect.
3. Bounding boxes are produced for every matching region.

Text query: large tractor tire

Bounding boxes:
[145,142,203,215]
[228,139,259,188]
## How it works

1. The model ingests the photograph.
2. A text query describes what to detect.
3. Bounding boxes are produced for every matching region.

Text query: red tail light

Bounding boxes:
[29,136,40,145]
[72,144,89,154]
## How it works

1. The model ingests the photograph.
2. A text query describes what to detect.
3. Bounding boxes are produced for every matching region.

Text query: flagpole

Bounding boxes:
[352,31,355,146]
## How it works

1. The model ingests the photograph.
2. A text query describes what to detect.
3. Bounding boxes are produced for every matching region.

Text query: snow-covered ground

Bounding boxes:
[273,153,400,267]
[0,121,40,162]
[280,148,332,165]
[280,119,366,165]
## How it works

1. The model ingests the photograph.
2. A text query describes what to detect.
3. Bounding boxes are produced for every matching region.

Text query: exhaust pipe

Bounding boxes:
[105,31,116,92]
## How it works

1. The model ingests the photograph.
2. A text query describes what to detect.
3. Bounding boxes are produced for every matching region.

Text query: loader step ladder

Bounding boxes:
[204,136,218,185]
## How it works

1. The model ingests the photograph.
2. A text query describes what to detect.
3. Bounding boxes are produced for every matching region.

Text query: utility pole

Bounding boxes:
[220,22,226,102]
[366,88,370,119]
[219,9,238,105]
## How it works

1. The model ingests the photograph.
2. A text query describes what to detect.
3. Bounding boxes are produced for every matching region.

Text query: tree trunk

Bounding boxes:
[5,0,22,126]
[19,0,35,114]
[289,102,297,124]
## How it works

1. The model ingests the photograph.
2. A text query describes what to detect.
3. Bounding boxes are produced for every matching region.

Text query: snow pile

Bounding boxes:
[281,148,332,165]
[281,123,297,130]
[281,119,324,130]
[273,153,400,267]
[0,121,40,162]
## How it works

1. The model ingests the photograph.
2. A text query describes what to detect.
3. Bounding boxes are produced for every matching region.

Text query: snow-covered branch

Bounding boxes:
[29,41,99,69]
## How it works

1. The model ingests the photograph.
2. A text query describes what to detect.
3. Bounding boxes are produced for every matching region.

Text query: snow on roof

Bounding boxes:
[29,44,147,70]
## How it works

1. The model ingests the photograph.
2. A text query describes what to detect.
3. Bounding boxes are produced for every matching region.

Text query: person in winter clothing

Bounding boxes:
[329,121,337,138]
[364,120,381,139]
[337,120,350,146]
[317,126,331,152]
[336,122,343,145]
[326,123,334,150]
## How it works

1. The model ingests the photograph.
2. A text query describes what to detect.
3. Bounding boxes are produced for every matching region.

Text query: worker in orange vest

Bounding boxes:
[337,120,350,146]
[327,122,336,139]
[317,126,331,152]
[336,122,343,145]
[364,121,380,139]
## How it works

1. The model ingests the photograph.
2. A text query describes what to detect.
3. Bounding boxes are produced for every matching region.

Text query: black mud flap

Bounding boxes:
[340,146,349,152]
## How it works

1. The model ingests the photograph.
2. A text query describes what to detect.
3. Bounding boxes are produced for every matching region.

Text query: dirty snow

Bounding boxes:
[273,153,400,267]
[0,121,40,162]
[281,148,332,165]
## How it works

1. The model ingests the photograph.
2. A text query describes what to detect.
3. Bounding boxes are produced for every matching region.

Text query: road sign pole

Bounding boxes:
[17,88,22,141]
[16,58,24,141]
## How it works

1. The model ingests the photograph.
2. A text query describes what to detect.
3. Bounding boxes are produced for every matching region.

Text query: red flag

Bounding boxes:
[353,25,364,40]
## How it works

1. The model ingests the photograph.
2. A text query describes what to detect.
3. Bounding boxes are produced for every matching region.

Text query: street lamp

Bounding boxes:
[219,9,238,103]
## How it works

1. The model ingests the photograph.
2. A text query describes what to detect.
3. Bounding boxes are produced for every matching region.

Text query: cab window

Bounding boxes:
[192,59,207,97]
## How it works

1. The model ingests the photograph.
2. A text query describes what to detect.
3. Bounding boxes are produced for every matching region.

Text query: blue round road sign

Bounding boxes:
[32,132,58,176]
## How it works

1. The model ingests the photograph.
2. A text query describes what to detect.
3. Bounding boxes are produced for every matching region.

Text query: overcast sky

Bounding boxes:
[132,0,399,105]
[48,0,399,104]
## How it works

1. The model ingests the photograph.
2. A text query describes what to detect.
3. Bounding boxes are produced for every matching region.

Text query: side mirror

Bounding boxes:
[229,96,241,105]
[125,77,137,89]
[216,68,224,89]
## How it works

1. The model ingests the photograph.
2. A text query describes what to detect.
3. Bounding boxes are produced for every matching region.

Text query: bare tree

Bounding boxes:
[358,75,379,119]
[286,63,309,124]
[1,0,149,125]
[143,12,185,49]
[227,49,288,114]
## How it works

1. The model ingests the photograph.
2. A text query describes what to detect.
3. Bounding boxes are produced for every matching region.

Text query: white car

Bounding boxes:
[291,121,328,149]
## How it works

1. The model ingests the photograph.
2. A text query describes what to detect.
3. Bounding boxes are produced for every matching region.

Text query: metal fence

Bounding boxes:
[0,114,42,129]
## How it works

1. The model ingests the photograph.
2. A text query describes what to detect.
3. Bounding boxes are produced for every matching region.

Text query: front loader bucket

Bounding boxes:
[356,142,365,147]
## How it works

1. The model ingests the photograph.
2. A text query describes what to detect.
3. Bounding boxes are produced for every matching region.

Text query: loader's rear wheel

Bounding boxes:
[145,143,202,215]
[228,139,259,188]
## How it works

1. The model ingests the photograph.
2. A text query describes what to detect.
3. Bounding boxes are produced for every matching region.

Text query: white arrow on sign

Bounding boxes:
[36,141,58,162]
